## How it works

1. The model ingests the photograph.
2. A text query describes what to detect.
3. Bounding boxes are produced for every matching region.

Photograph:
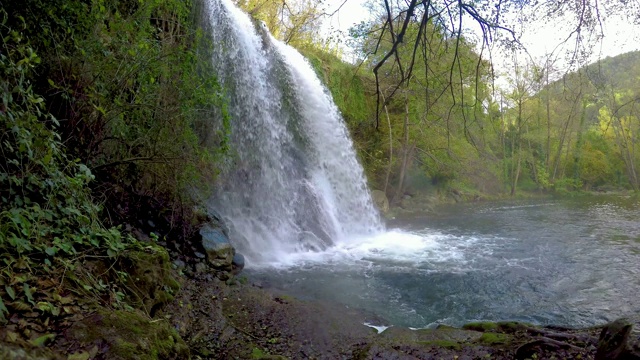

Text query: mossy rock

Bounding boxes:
[251,347,288,359]
[0,343,57,360]
[497,321,532,333]
[417,339,462,350]
[382,326,482,344]
[68,309,189,359]
[462,322,499,332]
[462,321,529,333]
[119,247,180,316]
[371,190,389,213]
[478,332,510,345]
[200,224,234,270]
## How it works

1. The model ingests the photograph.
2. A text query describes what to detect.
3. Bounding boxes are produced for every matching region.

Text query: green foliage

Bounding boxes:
[0,19,140,324]
[296,20,640,200]
[56,0,229,199]
[4,0,230,208]
[533,161,551,190]
[578,130,614,188]
[0,0,230,326]
[0,30,128,257]
[552,177,584,194]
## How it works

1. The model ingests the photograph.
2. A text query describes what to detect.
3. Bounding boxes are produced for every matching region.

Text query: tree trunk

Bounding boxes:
[393,93,410,205]
[511,145,522,196]
[382,94,393,194]
[545,63,552,170]
[572,99,587,181]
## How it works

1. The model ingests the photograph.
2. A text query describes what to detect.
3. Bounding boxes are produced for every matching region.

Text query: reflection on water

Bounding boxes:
[247,196,640,328]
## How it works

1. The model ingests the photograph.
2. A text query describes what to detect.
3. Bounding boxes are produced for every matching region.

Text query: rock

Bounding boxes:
[172,259,186,271]
[68,309,188,359]
[118,247,180,316]
[200,224,235,270]
[217,271,230,281]
[208,207,230,237]
[596,318,640,360]
[371,189,389,213]
[231,252,245,275]
[194,262,208,274]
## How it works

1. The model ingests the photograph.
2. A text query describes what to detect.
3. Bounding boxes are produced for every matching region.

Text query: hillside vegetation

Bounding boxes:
[305,44,640,203]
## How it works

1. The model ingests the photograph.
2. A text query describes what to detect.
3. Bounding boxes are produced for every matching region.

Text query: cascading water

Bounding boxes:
[205,0,383,264]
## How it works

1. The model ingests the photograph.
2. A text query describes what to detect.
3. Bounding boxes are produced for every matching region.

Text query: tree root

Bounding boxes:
[515,336,585,359]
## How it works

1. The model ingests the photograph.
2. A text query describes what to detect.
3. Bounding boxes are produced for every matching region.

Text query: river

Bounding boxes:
[246,195,640,329]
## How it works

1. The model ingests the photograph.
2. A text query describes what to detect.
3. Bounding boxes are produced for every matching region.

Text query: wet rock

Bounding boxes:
[208,207,230,237]
[200,224,234,271]
[596,318,640,360]
[371,190,389,213]
[231,253,245,274]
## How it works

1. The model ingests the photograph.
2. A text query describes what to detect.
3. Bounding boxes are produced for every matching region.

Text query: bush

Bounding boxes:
[0,22,137,323]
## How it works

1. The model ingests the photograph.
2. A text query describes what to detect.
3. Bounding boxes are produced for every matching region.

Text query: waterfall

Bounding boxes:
[205,0,383,264]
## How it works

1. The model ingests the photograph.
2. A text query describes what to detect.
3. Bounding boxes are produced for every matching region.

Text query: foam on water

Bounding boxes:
[251,228,492,271]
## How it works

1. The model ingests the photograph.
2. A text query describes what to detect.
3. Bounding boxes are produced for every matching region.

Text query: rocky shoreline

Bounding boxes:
[2,246,639,359]
[2,210,639,359]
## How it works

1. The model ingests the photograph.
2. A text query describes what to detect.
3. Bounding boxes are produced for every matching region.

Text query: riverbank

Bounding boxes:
[380,186,639,220]
[3,252,638,359]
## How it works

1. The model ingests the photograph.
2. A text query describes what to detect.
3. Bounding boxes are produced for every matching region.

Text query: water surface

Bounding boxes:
[247,196,640,328]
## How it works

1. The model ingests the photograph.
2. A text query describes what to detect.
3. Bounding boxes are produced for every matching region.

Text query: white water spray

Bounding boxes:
[205,0,383,264]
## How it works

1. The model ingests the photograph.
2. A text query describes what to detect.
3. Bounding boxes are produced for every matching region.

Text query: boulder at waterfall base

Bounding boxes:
[371,190,389,213]
[200,224,235,270]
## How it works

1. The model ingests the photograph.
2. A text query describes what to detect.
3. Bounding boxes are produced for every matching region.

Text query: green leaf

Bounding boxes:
[68,352,91,360]
[42,151,52,165]
[23,283,34,305]
[36,301,59,316]
[45,247,57,256]
[0,296,8,323]
[5,285,15,300]
[29,333,55,347]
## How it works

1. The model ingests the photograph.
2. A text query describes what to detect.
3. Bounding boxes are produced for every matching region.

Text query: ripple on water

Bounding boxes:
[248,197,640,329]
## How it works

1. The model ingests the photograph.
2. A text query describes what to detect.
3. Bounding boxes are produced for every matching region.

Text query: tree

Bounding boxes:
[350,11,494,199]
[366,0,640,129]
[236,0,326,47]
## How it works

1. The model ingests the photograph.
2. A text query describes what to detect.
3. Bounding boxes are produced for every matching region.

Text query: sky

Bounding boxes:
[322,0,372,36]
[321,0,640,82]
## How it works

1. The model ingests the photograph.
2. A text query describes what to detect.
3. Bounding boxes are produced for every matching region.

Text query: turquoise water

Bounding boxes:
[247,196,640,328]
